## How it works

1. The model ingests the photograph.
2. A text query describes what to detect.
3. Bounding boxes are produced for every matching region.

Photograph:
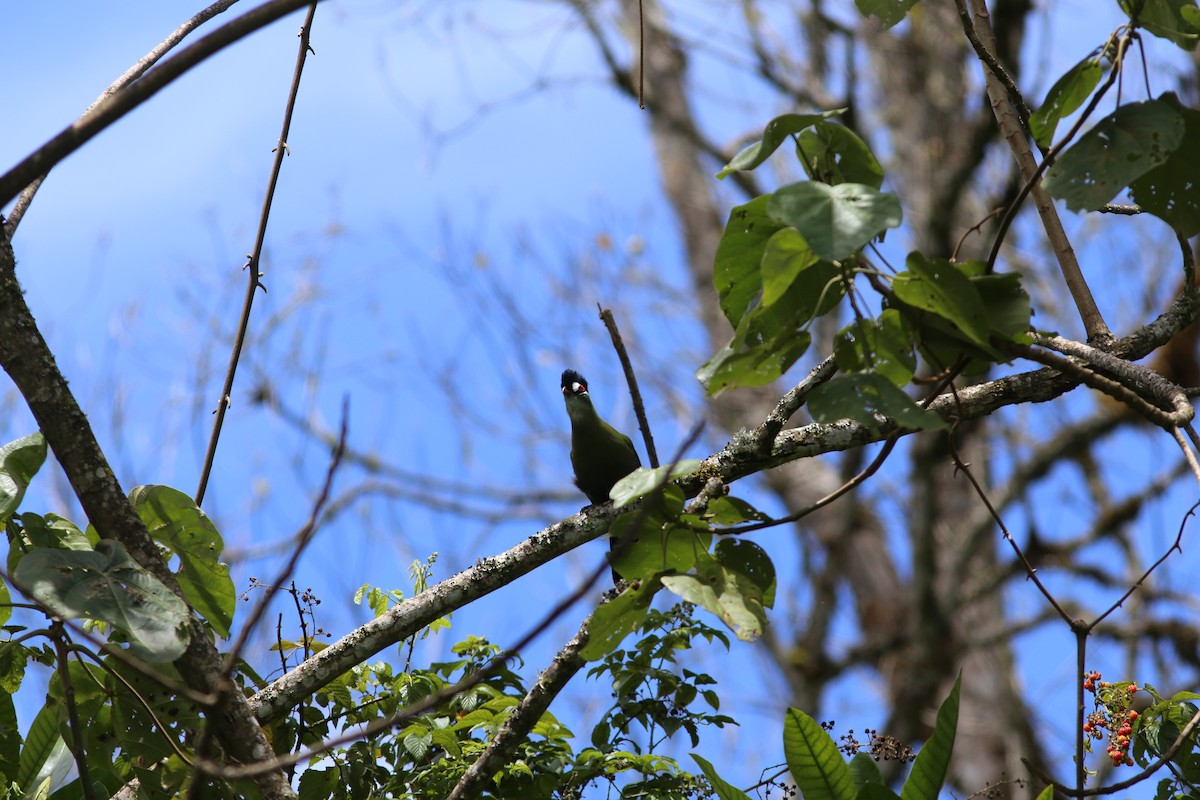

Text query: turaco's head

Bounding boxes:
[561,369,594,419]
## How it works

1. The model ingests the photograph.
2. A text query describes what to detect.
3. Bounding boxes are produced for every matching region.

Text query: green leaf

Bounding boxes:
[714,196,786,327]
[0,579,9,628]
[1030,54,1104,147]
[0,641,25,693]
[704,496,769,525]
[611,461,701,508]
[0,432,46,526]
[893,253,993,349]
[860,785,904,800]
[1044,98,1185,211]
[796,122,885,188]
[717,110,846,178]
[854,0,920,28]
[833,310,917,387]
[849,751,887,789]
[0,692,18,783]
[768,182,902,261]
[714,538,776,609]
[691,753,752,800]
[761,228,820,306]
[974,272,1034,343]
[808,372,948,431]
[1131,95,1200,237]
[1033,786,1056,800]
[14,542,190,661]
[130,484,235,638]
[661,546,773,641]
[782,708,855,800]
[1120,0,1200,49]
[580,582,658,661]
[16,703,62,793]
[697,330,813,396]
[611,522,712,579]
[900,673,961,800]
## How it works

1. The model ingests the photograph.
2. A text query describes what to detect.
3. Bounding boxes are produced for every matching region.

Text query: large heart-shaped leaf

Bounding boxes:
[1044,98,1185,211]
[14,541,190,661]
[768,182,902,261]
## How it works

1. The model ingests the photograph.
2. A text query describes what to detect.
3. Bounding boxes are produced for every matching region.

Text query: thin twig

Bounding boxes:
[960,0,1113,341]
[52,623,96,800]
[195,1,320,506]
[948,444,1073,624]
[1088,498,1199,630]
[599,304,659,467]
[225,396,345,669]
[3,0,241,237]
[0,0,321,208]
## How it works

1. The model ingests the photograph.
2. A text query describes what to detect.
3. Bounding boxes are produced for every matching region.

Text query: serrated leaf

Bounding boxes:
[768,182,902,261]
[130,485,235,638]
[691,753,753,800]
[0,432,46,526]
[1131,95,1200,237]
[797,121,884,188]
[808,372,948,431]
[1044,99,1185,211]
[717,110,846,178]
[14,542,190,661]
[901,673,961,800]
[783,708,856,800]
[611,461,701,508]
[1030,54,1104,147]
[714,196,785,327]
[854,0,920,28]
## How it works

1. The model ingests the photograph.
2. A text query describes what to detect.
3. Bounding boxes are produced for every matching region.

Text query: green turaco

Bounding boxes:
[561,369,641,581]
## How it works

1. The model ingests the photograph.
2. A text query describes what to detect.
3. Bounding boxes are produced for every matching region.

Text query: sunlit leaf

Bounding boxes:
[796,121,885,188]
[768,182,902,261]
[808,372,948,431]
[900,673,960,800]
[1120,0,1200,49]
[611,461,701,508]
[131,484,235,638]
[782,708,855,800]
[714,196,784,327]
[854,0,920,28]
[14,541,190,661]
[0,432,46,526]
[892,254,993,350]
[1030,53,1103,147]
[691,753,753,800]
[717,110,846,178]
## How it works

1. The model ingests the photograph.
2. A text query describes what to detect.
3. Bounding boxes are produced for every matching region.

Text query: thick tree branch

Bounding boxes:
[0,237,294,797]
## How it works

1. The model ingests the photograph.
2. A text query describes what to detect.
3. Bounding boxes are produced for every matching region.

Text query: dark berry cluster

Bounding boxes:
[838,728,916,763]
[1081,670,1140,768]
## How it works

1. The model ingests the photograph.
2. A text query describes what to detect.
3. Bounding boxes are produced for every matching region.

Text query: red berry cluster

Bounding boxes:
[1081,670,1140,768]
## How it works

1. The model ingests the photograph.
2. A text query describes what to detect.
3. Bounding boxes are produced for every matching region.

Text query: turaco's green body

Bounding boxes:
[561,369,641,505]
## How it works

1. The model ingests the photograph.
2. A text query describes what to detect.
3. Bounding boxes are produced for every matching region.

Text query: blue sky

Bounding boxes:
[3,1,1198,796]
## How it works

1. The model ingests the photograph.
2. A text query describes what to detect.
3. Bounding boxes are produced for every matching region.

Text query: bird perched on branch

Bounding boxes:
[561,369,641,581]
